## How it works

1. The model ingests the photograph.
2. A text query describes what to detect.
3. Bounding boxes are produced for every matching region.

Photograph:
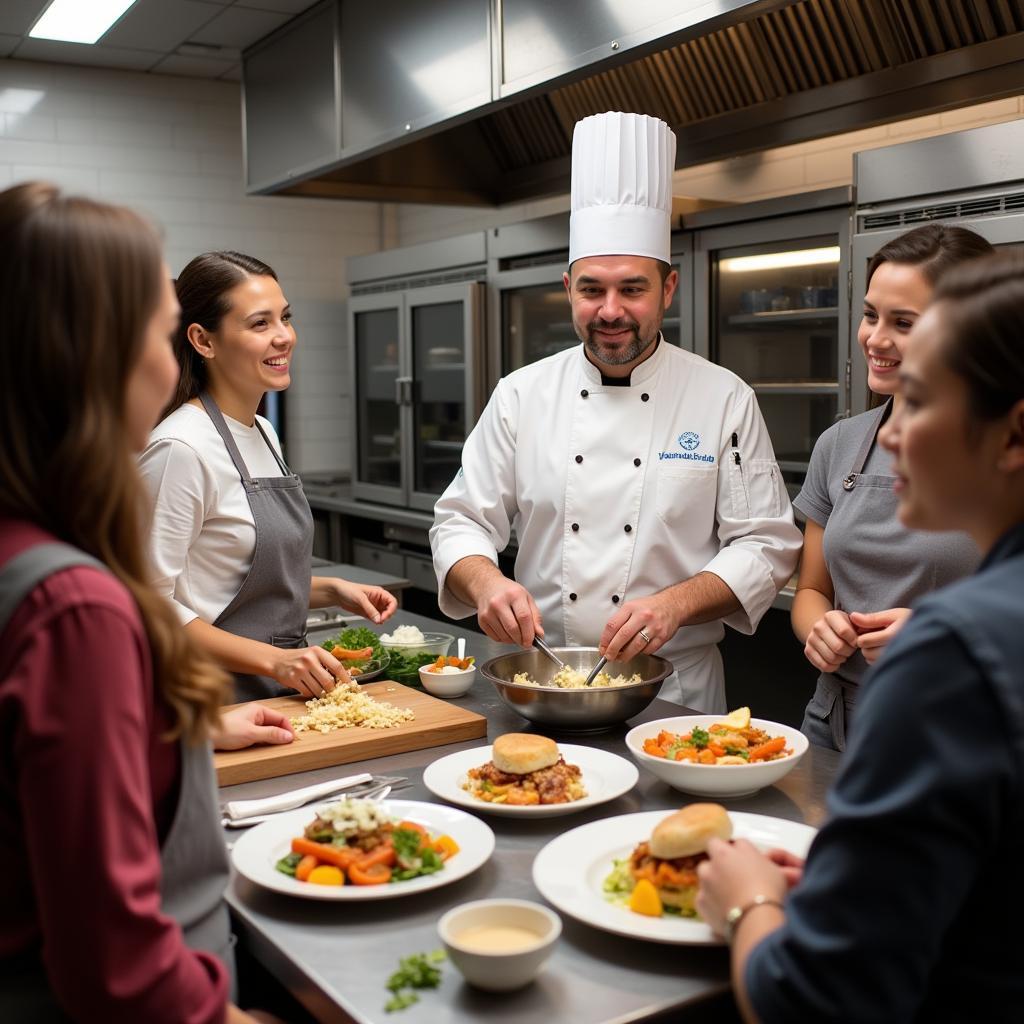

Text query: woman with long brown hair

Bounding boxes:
[698,251,1024,1020]
[0,182,276,1022]
[139,251,396,702]
[790,223,993,750]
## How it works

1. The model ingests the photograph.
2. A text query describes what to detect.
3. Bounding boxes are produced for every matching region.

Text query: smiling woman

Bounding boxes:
[138,251,397,703]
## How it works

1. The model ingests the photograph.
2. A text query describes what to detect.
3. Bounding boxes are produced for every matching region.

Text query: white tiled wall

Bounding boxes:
[0,57,382,474]
[394,97,1024,246]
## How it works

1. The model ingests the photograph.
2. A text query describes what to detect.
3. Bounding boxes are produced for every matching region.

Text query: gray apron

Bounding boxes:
[801,401,891,752]
[200,391,313,702]
[0,542,235,1020]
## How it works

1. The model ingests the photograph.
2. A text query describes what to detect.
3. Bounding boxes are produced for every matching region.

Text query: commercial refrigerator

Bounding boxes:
[690,188,853,498]
[347,233,486,511]
[486,214,693,383]
[850,120,1024,414]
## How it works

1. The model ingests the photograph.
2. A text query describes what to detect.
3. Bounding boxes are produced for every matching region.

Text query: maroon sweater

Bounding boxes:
[0,520,228,1023]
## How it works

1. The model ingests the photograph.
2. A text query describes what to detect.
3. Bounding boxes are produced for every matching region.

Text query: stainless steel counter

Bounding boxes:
[222,611,837,1024]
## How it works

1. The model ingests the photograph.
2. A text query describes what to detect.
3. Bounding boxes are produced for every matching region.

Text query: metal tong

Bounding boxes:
[583,655,608,687]
[532,635,566,686]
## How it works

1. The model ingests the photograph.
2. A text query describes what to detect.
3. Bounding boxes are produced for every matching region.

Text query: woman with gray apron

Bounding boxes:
[140,251,397,703]
[0,183,263,1022]
[791,224,991,750]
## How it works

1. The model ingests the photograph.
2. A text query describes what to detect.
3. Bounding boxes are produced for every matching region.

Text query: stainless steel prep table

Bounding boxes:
[222,611,839,1024]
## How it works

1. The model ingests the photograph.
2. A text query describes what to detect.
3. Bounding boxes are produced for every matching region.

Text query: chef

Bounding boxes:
[430,111,801,712]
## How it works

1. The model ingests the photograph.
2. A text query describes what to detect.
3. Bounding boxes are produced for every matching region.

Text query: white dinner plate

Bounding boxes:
[422,744,639,818]
[532,810,816,945]
[231,799,494,901]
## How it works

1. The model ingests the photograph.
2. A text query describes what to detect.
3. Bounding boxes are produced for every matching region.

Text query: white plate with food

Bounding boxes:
[231,798,494,901]
[532,807,816,945]
[423,735,638,818]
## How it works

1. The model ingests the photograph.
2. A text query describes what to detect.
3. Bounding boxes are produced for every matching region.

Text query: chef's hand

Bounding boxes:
[271,646,351,698]
[211,705,295,751]
[803,609,858,673]
[475,576,543,648]
[599,593,675,662]
[851,607,912,665]
[696,838,787,937]
[331,579,398,624]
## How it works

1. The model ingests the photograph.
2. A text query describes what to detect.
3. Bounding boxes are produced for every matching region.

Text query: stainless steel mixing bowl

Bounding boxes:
[480,647,671,732]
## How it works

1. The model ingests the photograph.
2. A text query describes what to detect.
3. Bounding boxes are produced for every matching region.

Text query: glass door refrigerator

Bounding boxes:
[487,215,693,383]
[691,191,853,500]
[349,281,484,511]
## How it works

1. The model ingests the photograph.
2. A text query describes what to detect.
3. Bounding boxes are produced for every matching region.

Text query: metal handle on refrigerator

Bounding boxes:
[394,376,413,406]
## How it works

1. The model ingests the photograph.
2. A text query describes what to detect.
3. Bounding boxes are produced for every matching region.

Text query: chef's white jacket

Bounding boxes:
[430,340,802,712]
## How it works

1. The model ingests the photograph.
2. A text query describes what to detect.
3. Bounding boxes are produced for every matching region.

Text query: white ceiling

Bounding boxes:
[0,0,322,81]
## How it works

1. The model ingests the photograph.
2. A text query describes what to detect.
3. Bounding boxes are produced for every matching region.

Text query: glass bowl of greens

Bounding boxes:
[379,627,454,686]
[320,626,390,683]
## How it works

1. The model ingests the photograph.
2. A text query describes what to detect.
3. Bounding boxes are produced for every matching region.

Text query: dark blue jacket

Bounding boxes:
[747,524,1024,1022]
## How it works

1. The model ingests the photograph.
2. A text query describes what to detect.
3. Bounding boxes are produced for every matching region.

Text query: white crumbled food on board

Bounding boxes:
[379,624,426,644]
[512,666,643,689]
[291,681,414,734]
[315,798,393,836]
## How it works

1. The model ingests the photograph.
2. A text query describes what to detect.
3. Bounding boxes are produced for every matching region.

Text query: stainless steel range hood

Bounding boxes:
[244,0,1024,205]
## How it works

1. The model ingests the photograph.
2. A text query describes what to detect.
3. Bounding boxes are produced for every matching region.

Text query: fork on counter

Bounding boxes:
[221,777,406,829]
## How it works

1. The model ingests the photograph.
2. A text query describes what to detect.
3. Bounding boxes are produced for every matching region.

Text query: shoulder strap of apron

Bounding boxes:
[0,543,106,636]
[252,417,291,475]
[198,391,291,480]
[198,391,254,485]
[842,397,893,491]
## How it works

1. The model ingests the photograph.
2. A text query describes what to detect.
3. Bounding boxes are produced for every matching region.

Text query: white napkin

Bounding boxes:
[222,771,372,821]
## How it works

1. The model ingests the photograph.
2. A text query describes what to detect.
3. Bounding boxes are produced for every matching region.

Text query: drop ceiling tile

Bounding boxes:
[12,38,162,72]
[0,34,21,57]
[0,0,48,36]
[103,0,224,51]
[233,0,322,13]
[152,53,237,78]
[188,6,289,49]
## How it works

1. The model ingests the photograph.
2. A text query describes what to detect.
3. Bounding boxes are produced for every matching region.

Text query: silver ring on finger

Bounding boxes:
[638,629,652,645]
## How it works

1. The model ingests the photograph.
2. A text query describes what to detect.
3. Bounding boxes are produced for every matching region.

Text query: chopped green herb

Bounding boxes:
[274,852,302,877]
[689,726,710,749]
[385,950,447,1012]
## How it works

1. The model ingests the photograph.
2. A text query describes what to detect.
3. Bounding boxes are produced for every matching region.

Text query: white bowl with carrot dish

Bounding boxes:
[624,708,808,798]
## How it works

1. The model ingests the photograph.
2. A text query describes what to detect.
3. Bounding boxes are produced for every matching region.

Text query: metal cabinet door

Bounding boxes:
[405,281,485,513]
[349,292,407,506]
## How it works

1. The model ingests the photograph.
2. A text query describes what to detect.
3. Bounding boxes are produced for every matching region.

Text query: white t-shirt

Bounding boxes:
[138,402,286,626]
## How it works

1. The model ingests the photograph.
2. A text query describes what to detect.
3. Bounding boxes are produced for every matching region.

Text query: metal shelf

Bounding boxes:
[751,382,838,395]
[727,307,838,328]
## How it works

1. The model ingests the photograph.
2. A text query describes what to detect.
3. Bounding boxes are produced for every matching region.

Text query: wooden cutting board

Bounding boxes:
[215,681,487,786]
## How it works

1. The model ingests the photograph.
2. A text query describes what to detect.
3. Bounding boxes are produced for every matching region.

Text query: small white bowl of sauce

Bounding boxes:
[437,898,561,991]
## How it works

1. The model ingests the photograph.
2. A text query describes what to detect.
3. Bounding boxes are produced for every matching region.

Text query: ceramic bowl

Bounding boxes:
[418,664,476,697]
[624,715,808,798]
[438,898,561,991]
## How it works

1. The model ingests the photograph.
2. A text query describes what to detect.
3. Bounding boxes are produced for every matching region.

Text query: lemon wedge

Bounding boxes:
[628,878,663,917]
[718,706,751,730]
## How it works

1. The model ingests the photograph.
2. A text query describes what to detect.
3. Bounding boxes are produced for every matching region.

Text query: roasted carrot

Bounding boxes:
[643,739,667,758]
[348,862,392,885]
[697,748,716,765]
[708,742,727,758]
[656,730,676,748]
[673,747,697,762]
[353,843,397,871]
[328,646,374,661]
[295,854,319,882]
[291,837,358,869]
[748,736,787,761]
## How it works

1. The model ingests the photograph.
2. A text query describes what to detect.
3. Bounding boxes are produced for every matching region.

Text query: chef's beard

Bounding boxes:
[581,318,659,366]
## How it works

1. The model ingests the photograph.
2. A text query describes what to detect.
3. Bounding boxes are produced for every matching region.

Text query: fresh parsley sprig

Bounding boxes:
[384,949,447,1012]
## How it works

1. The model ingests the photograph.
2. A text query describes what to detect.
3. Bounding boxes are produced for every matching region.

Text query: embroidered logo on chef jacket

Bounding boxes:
[658,430,715,463]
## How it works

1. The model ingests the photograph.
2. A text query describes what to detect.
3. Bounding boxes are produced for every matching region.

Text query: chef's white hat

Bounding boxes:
[568,111,676,266]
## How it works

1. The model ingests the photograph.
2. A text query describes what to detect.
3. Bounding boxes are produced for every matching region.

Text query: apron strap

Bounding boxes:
[842,397,893,491]
[0,543,106,636]
[253,417,292,476]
